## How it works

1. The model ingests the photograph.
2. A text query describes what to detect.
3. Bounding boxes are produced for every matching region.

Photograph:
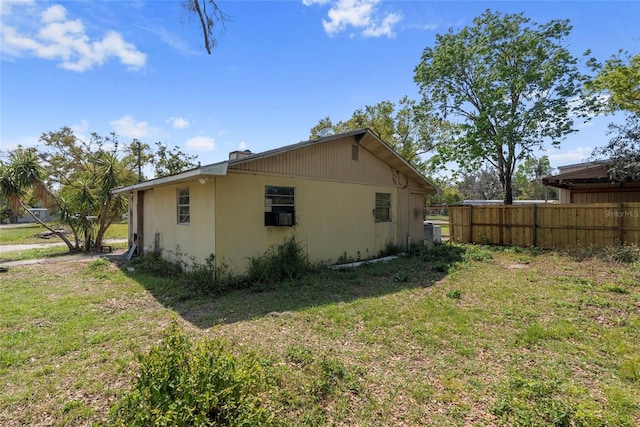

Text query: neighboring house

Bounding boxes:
[18,208,52,224]
[112,129,438,274]
[543,161,640,204]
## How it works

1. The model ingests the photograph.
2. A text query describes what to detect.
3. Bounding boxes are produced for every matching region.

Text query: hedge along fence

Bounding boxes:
[449,203,640,249]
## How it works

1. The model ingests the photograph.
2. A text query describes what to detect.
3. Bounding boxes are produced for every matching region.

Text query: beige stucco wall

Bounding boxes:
[130,172,427,274]
[135,179,217,266]
[214,172,403,274]
[126,133,434,274]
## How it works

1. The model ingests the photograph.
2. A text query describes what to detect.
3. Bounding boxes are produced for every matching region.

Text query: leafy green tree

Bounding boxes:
[309,97,435,172]
[0,148,75,249]
[414,9,588,204]
[426,177,464,205]
[586,51,640,116]
[586,51,640,182]
[514,156,557,200]
[39,128,137,249]
[153,142,198,177]
[591,115,640,183]
[457,166,503,200]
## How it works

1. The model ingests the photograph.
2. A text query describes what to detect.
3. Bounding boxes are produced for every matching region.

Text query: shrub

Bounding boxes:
[108,322,275,427]
[247,236,312,286]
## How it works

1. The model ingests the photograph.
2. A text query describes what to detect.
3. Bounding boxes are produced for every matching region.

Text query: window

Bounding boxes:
[265,186,295,226]
[177,187,190,224]
[375,192,391,222]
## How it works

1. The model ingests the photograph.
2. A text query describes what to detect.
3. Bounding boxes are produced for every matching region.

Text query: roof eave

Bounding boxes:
[111,162,228,194]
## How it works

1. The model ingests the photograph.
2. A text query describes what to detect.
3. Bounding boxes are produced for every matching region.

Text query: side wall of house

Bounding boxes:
[132,179,217,266]
[214,172,401,274]
[568,189,640,204]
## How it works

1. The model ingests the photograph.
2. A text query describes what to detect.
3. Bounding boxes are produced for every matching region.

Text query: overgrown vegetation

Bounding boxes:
[108,322,275,426]
[130,236,314,294]
[246,236,313,286]
[2,243,639,426]
[566,243,640,264]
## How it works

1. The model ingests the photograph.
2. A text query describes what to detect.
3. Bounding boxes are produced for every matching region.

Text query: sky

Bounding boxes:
[1,0,639,175]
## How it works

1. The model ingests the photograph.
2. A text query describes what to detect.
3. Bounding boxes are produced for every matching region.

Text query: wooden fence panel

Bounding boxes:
[448,203,640,248]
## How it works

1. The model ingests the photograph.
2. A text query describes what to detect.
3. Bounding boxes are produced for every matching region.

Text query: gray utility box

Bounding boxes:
[423,221,442,245]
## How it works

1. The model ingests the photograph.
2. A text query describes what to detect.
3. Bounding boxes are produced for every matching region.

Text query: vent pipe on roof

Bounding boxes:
[229,150,252,160]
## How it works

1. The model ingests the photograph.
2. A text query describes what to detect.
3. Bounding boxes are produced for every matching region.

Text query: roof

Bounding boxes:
[112,129,438,195]
[542,163,611,189]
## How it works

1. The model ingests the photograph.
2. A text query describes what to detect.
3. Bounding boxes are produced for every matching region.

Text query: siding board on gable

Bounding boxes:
[229,136,397,186]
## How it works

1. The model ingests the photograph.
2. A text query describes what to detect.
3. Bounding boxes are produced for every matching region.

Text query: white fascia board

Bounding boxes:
[111,162,228,194]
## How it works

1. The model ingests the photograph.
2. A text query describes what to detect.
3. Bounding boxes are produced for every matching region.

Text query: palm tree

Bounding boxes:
[0,149,76,251]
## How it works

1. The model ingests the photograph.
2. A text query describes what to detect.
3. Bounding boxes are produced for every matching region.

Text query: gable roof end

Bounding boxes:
[111,129,438,195]
[228,129,438,194]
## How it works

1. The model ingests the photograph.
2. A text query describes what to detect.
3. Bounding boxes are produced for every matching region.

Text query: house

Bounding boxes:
[542,161,640,204]
[112,129,438,274]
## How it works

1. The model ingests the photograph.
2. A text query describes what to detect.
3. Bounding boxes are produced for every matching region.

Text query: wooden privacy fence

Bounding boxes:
[449,203,640,249]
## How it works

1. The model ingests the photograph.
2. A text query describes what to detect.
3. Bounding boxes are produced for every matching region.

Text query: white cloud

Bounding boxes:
[548,147,592,166]
[186,136,215,151]
[0,0,34,16]
[304,0,402,38]
[0,3,146,71]
[238,141,247,150]
[167,117,190,129]
[361,11,401,38]
[302,0,331,5]
[109,115,158,139]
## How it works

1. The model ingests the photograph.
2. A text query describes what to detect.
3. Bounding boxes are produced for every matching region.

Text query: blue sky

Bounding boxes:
[1,0,639,174]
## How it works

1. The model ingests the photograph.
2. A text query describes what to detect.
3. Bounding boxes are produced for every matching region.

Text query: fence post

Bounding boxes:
[467,205,473,243]
[532,204,538,247]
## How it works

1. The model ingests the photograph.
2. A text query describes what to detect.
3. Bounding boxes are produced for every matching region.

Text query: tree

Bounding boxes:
[591,115,640,183]
[39,128,138,249]
[586,51,640,182]
[457,166,503,200]
[309,97,436,173]
[0,148,75,249]
[426,177,464,205]
[585,51,640,116]
[184,0,229,55]
[514,156,557,200]
[414,10,587,204]
[153,142,198,177]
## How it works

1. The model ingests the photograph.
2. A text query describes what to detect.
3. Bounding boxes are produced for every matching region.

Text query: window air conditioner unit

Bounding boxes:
[278,212,294,226]
[265,211,295,226]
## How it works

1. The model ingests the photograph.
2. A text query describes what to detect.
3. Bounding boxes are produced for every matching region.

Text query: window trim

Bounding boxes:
[375,192,391,222]
[177,187,190,225]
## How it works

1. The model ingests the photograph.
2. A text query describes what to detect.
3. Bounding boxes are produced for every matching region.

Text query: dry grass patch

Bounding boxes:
[1,245,639,426]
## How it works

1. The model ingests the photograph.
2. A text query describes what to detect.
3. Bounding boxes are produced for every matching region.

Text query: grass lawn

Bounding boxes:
[0,223,128,246]
[1,245,639,426]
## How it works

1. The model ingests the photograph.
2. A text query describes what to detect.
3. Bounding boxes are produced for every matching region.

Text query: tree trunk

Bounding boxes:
[18,200,77,251]
[503,177,514,205]
[93,197,113,249]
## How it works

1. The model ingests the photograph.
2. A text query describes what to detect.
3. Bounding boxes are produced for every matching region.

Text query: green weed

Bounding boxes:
[246,236,312,286]
[446,289,462,299]
[108,322,275,427]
